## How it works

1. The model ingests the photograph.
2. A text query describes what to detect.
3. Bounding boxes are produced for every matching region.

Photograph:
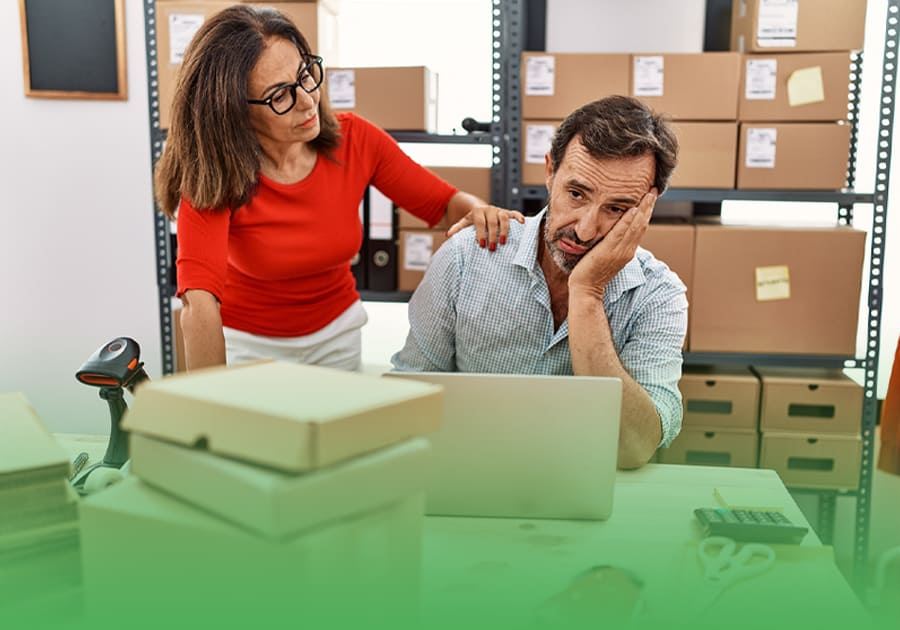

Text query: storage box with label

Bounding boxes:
[739,52,852,122]
[156,1,338,129]
[730,0,867,53]
[326,66,438,132]
[521,53,629,119]
[680,366,760,430]
[659,429,759,468]
[690,223,866,355]
[737,122,850,189]
[398,167,492,230]
[759,432,861,490]
[755,367,863,434]
[398,229,449,292]
[121,361,443,472]
[630,53,741,121]
[521,120,561,185]
[81,477,424,626]
[669,122,738,188]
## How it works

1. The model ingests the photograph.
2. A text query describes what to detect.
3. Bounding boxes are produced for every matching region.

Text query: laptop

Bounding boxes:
[383,372,622,520]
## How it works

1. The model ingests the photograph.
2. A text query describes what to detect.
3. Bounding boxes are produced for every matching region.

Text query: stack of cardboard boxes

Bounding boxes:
[662,367,761,468]
[520,51,741,188]
[0,393,82,623]
[756,367,863,491]
[662,366,863,492]
[732,0,866,189]
[79,362,442,626]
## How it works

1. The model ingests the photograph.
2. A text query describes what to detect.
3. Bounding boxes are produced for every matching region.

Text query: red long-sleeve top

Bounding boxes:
[176,113,457,337]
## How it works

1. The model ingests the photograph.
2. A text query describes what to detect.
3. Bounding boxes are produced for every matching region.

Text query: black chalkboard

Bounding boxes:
[19,0,127,99]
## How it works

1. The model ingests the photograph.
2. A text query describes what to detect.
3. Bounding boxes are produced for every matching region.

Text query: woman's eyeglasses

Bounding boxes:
[247,55,324,115]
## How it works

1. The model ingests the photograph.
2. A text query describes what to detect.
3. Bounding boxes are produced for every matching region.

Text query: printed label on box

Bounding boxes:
[368,187,393,240]
[757,0,798,48]
[169,14,205,65]
[787,66,826,106]
[403,234,435,271]
[633,56,664,97]
[327,69,356,108]
[755,265,791,301]
[745,59,777,100]
[525,56,555,96]
[745,128,777,168]
[526,125,555,164]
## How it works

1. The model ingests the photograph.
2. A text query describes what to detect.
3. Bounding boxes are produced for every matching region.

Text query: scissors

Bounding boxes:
[693,536,776,612]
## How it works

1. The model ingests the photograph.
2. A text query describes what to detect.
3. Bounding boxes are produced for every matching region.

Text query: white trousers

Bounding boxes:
[223,300,368,371]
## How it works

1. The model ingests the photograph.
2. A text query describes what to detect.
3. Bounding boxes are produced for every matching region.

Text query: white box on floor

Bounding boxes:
[80,477,424,627]
[130,433,431,540]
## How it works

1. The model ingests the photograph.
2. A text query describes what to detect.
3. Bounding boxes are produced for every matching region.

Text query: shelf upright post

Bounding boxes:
[143,0,176,376]
[853,0,900,589]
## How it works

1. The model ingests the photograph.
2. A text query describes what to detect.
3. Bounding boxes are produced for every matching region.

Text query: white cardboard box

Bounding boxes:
[131,433,431,540]
[121,361,443,473]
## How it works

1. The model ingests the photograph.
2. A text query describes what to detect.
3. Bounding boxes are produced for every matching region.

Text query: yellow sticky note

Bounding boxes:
[755,265,791,302]
[787,66,825,106]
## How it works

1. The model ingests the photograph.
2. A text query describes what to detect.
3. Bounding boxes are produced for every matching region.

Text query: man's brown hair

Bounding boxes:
[548,95,678,193]
[154,5,340,218]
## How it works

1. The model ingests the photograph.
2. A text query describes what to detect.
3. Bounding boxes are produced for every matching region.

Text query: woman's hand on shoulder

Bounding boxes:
[447,205,525,252]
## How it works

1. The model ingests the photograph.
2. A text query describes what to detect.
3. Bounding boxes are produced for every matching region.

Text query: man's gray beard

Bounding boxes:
[543,200,579,274]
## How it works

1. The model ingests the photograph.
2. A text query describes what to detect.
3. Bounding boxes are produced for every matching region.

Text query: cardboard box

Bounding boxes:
[736,122,850,189]
[326,66,438,132]
[521,53,629,120]
[131,434,431,539]
[659,429,759,468]
[690,223,866,356]
[680,366,761,430]
[739,52,852,122]
[631,53,741,121]
[121,361,443,473]
[731,0,867,53]
[669,122,738,189]
[756,367,863,434]
[397,167,491,230]
[759,432,861,490]
[81,477,423,626]
[521,119,561,185]
[156,2,337,129]
[640,223,695,300]
[397,230,449,292]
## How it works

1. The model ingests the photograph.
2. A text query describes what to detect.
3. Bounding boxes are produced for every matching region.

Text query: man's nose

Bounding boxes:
[574,207,603,243]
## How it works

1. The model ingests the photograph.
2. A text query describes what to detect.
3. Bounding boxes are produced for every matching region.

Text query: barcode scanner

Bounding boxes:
[73,338,149,489]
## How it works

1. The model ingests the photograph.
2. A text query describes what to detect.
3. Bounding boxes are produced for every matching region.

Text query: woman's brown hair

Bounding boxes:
[154,5,340,218]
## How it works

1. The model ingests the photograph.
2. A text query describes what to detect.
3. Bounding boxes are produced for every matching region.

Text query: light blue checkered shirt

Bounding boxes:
[391,209,688,447]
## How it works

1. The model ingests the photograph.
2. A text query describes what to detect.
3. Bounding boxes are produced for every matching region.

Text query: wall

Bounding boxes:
[0,0,160,435]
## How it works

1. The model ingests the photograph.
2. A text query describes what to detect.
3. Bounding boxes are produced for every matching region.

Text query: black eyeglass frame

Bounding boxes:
[247,55,324,115]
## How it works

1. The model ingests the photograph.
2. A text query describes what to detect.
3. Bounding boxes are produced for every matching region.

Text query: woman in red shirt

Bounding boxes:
[155,6,522,371]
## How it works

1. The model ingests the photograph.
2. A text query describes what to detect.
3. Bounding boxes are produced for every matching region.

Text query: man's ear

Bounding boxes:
[544,153,554,190]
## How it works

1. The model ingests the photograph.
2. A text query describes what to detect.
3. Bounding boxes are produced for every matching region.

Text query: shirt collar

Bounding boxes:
[514,207,647,303]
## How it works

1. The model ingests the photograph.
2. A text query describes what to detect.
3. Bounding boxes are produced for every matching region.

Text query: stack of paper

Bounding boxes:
[0,393,81,623]
[81,361,445,627]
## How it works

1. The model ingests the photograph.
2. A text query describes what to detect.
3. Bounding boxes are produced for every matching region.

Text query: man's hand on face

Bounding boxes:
[567,188,658,295]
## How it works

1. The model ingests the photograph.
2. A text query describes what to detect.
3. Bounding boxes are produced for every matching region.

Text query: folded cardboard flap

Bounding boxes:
[121,361,444,473]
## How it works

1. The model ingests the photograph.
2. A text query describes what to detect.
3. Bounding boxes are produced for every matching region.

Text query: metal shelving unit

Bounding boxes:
[144,0,895,586]
[497,0,896,587]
